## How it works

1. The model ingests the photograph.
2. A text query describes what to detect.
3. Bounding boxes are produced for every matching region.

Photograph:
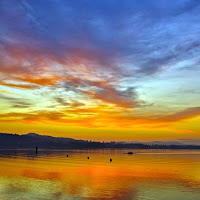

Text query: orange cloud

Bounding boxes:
[18,76,60,86]
[0,80,36,90]
[0,106,199,130]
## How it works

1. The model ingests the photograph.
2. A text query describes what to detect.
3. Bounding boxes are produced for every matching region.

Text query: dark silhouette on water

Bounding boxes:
[36,146,38,154]
[110,158,112,162]
[127,152,133,155]
[87,156,89,159]
[66,155,68,157]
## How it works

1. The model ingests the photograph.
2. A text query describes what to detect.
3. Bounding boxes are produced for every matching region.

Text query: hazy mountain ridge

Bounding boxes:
[0,133,200,149]
[0,132,78,149]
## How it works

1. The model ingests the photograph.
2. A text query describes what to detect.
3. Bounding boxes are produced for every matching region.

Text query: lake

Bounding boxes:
[0,149,200,200]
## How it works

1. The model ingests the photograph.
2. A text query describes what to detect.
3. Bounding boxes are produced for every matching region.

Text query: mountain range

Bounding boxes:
[0,132,200,149]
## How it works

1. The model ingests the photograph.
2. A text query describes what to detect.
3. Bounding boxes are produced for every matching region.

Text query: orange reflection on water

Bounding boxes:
[0,149,200,199]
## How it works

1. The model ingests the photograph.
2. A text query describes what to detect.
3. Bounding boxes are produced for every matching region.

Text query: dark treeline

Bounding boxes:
[0,132,200,150]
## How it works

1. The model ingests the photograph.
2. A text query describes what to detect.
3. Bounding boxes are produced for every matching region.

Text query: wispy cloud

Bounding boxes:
[0,0,200,139]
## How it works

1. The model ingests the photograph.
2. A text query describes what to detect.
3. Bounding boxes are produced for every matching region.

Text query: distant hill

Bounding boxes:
[0,132,200,150]
[0,132,77,149]
[127,141,184,146]
[145,141,184,146]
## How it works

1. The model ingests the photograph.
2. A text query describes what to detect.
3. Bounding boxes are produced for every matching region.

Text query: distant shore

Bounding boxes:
[1,132,200,150]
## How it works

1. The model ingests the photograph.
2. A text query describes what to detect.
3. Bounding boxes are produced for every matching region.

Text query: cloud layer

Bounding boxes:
[0,0,200,140]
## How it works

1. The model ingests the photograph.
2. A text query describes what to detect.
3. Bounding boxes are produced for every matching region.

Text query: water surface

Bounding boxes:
[0,149,200,200]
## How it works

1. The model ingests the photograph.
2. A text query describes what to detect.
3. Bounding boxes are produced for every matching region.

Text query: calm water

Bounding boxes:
[0,149,200,200]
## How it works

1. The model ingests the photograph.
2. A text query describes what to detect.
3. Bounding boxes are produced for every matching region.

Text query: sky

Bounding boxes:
[0,0,200,143]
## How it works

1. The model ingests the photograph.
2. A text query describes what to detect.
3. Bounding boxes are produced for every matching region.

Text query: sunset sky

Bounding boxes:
[0,0,200,143]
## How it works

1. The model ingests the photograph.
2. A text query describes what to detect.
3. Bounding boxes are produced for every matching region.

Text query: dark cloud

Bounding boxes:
[62,78,140,108]
[85,86,140,108]
[0,94,32,108]
[55,97,69,106]
[63,82,81,93]
[54,96,84,107]
[12,103,32,108]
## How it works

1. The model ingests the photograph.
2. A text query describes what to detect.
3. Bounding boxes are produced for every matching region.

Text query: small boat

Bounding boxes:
[124,152,134,155]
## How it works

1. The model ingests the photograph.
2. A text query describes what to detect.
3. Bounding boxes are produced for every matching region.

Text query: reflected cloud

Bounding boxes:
[0,150,200,199]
